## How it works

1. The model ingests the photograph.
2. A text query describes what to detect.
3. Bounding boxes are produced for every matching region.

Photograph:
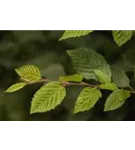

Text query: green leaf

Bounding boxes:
[30,82,66,114]
[59,74,83,82]
[5,82,27,93]
[111,65,130,88]
[67,48,111,80]
[112,30,133,46]
[99,83,118,91]
[104,89,131,111]
[74,87,102,114]
[15,65,41,82]
[59,30,93,41]
[94,69,111,83]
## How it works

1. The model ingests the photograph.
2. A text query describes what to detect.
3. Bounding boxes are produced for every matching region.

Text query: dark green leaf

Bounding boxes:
[94,69,111,83]
[67,48,111,80]
[111,65,130,88]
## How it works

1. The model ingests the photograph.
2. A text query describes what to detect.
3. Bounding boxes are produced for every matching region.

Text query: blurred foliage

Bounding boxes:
[1,30,135,121]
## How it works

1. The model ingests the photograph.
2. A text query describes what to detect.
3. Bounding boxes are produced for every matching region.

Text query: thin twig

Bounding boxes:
[128,86,134,92]
[62,81,99,88]
[21,78,135,93]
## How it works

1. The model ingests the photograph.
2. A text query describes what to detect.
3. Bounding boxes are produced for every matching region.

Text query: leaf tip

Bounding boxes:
[30,110,34,115]
[15,68,19,74]
[58,38,63,41]
[66,50,72,56]
[4,90,10,93]
[30,106,36,114]
[4,88,14,93]
[103,107,108,112]
[73,109,78,114]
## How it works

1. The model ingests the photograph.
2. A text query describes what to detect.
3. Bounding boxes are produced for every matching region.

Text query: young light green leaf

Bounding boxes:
[111,65,130,88]
[94,69,111,83]
[30,82,66,114]
[59,74,83,82]
[59,30,93,41]
[99,83,118,91]
[104,89,131,111]
[15,65,41,82]
[112,30,133,46]
[74,87,102,114]
[67,48,111,80]
[5,82,27,93]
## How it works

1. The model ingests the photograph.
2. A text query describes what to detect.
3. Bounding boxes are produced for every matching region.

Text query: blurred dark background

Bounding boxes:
[0,30,135,121]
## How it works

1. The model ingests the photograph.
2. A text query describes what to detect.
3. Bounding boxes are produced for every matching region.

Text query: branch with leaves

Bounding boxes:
[5,47,135,115]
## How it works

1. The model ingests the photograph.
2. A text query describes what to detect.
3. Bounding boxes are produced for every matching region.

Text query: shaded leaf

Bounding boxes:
[30,82,66,114]
[67,48,111,80]
[94,69,111,83]
[111,65,129,88]
[104,89,131,111]
[74,87,102,114]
